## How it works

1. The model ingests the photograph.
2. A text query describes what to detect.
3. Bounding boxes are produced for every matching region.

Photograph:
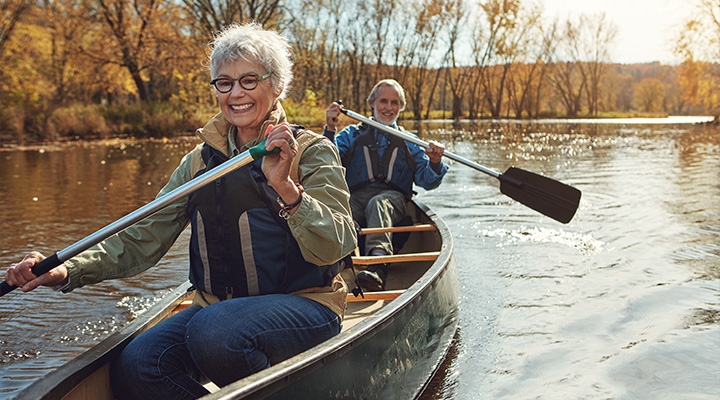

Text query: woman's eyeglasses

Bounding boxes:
[210,72,272,93]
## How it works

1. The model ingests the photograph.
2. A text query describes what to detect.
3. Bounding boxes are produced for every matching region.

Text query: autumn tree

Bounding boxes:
[182,0,282,42]
[0,0,33,113]
[441,0,470,121]
[529,17,559,118]
[282,0,340,104]
[575,12,617,116]
[634,77,666,112]
[0,0,32,55]
[80,0,196,103]
[403,0,452,121]
[502,3,545,118]
[675,0,720,116]
[549,18,586,117]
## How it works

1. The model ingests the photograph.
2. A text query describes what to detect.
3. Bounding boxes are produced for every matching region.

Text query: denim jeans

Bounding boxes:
[111,293,341,400]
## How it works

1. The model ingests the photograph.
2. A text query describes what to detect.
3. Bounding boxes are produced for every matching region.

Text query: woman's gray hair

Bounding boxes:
[367,79,406,111]
[207,22,293,100]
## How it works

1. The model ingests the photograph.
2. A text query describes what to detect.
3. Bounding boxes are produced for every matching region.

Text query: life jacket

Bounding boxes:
[186,126,345,299]
[341,123,417,199]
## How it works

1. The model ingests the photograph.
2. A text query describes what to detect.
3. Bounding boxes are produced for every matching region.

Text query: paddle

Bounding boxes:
[0,139,279,297]
[338,105,581,224]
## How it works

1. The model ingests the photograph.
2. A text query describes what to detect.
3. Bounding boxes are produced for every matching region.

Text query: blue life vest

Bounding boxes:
[342,123,416,199]
[186,140,335,300]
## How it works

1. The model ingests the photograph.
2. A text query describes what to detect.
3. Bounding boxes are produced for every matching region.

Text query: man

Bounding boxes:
[324,79,448,291]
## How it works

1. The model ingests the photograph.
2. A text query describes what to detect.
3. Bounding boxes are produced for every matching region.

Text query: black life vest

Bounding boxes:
[341,123,417,199]
[186,128,340,299]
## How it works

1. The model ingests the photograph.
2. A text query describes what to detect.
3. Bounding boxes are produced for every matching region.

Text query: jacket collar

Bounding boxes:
[195,101,287,157]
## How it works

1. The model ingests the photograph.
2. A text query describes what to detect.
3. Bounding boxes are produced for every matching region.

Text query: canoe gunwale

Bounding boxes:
[15,282,195,400]
[15,199,458,400]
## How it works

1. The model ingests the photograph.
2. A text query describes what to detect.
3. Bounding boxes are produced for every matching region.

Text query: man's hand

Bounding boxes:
[426,141,445,164]
[325,101,343,131]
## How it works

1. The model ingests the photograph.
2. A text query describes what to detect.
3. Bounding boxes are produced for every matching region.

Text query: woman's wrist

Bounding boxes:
[276,183,304,219]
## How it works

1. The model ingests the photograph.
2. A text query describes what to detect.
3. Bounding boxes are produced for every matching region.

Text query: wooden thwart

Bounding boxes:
[351,251,440,266]
[359,224,436,235]
[347,289,404,302]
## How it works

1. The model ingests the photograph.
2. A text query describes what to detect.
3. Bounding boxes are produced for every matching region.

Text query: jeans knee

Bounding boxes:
[186,309,242,364]
[110,342,150,399]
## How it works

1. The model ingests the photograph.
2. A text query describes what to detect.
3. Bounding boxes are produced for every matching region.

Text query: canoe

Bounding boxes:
[15,199,459,400]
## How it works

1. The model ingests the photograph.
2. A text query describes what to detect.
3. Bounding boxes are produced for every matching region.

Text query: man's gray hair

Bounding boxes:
[367,79,406,111]
[207,22,293,100]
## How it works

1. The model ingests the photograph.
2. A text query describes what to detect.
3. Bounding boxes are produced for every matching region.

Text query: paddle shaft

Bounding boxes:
[340,108,501,179]
[1,140,278,296]
[339,106,581,224]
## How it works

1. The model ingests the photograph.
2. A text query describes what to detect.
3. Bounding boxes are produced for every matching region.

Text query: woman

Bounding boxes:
[4,23,356,399]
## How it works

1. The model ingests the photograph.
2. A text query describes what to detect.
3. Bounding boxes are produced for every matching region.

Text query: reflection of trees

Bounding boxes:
[0,140,196,255]
[686,309,720,327]
[673,126,719,284]
[417,327,461,400]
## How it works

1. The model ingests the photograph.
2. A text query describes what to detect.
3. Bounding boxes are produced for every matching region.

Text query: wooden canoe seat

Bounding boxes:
[351,251,439,266]
[347,289,404,302]
[358,224,436,235]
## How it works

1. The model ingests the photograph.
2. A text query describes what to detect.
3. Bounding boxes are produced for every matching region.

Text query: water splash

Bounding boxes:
[480,225,605,254]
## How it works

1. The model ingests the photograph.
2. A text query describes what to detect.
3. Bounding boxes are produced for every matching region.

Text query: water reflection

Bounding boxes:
[415,120,719,398]
[0,138,199,395]
[0,120,718,398]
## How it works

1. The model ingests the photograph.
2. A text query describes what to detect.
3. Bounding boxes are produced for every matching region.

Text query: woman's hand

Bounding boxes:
[262,123,302,211]
[5,251,68,292]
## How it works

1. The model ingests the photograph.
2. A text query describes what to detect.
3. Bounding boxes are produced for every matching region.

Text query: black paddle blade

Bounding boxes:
[499,167,581,224]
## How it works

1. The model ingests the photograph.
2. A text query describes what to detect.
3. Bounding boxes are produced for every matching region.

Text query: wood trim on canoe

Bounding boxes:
[351,251,440,265]
[358,223,436,235]
[346,290,404,302]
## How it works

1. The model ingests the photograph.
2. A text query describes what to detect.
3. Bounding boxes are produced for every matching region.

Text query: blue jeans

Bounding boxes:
[111,294,341,400]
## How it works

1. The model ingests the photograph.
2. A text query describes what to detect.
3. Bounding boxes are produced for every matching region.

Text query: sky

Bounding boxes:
[540,0,696,64]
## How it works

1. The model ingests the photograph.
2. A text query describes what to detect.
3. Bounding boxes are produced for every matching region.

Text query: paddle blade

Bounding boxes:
[499,167,581,224]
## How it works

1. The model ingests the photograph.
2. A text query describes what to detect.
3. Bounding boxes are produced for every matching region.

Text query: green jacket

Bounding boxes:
[62,103,356,312]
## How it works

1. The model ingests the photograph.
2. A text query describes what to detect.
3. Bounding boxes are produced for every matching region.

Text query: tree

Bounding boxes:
[501,2,544,118]
[182,0,282,42]
[78,0,199,103]
[0,0,31,54]
[634,77,666,112]
[576,12,617,116]
[674,0,720,117]
[549,19,585,117]
[530,17,559,118]
[404,0,451,121]
[441,0,470,121]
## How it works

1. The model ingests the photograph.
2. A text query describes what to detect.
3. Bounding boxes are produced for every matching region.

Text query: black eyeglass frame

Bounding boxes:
[210,72,272,93]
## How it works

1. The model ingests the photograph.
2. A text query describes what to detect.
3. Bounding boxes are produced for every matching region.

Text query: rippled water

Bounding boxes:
[1,121,718,399]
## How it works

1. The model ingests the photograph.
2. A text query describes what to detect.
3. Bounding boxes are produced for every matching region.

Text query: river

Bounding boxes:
[1,117,718,399]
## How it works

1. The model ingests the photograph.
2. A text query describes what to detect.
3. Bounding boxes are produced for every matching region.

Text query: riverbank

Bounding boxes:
[1,100,715,147]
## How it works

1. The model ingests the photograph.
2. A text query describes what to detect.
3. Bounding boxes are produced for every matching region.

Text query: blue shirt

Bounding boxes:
[324,122,448,191]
